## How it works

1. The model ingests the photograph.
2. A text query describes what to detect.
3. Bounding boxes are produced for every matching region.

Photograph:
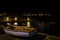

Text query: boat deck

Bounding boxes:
[4,26,37,33]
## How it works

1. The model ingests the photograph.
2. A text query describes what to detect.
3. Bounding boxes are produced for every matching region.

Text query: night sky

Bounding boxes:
[0,1,60,13]
[0,1,59,21]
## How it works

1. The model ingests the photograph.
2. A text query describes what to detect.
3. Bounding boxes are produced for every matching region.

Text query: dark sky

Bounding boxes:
[0,1,60,14]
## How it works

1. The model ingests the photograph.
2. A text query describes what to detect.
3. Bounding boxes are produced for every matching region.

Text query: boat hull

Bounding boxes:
[4,29,37,37]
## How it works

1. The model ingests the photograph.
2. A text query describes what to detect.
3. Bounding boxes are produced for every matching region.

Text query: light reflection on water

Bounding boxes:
[14,38,27,40]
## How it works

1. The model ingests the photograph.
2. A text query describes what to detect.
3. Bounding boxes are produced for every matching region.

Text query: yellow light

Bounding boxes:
[5,17,10,21]
[27,21,30,27]
[14,17,18,21]
[7,17,9,20]
[27,17,30,21]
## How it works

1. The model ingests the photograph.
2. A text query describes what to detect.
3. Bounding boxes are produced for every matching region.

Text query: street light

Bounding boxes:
[14,22,18,25]
[13,17,18,21]
[27,17,31,27]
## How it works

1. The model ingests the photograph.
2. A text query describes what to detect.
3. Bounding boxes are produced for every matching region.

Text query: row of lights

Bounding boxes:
[4,17,18,22]
[7,22,18,26]
[4,17,32,21]
[5,17,31,27]
[24,14,51,16]
[0,13,8,16]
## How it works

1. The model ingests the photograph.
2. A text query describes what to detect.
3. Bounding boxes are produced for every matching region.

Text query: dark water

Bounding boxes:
[0,33,46,40]
[12,34,46,40]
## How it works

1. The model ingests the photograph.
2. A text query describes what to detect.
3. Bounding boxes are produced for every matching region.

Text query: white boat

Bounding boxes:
[4,26,37,37]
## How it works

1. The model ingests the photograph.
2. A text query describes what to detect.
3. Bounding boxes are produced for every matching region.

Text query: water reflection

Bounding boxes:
[14,38,26,40]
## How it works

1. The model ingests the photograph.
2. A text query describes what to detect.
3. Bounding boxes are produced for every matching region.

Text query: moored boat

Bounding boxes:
[4,26,37,37]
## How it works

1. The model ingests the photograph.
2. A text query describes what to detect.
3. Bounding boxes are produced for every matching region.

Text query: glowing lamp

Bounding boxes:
[14,22,18,25]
